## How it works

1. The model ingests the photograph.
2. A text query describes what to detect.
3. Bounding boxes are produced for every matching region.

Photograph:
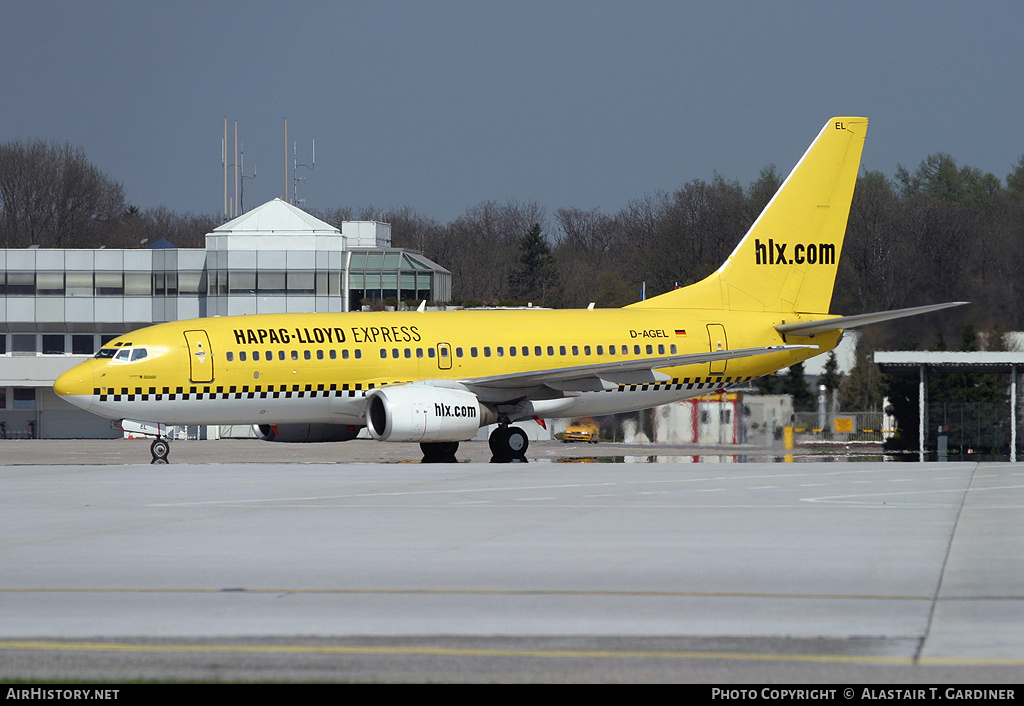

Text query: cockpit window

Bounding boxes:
[99,346,150,362]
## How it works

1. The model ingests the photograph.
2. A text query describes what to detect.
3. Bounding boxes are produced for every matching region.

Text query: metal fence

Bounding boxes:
[926,402,1010,454]
[792,411,886,443]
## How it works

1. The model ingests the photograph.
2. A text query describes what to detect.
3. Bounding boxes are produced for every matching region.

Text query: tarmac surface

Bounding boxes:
[1,438,1023,683]
[0,436,803,465]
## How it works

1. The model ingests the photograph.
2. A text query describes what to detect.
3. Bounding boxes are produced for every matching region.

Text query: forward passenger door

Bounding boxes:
[184,330,214,383]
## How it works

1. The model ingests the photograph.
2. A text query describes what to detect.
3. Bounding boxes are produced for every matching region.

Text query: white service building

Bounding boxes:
[0,199,451,439]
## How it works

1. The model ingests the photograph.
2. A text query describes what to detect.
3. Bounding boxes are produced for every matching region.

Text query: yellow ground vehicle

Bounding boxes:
[562,418,599,444]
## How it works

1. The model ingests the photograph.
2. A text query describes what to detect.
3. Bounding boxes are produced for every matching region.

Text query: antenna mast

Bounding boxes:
[292,137,315,207]
[239,144,256,214]
[222,118,228,219]
[221,119,253,218]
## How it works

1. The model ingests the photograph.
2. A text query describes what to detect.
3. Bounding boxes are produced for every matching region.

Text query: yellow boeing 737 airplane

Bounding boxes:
[54,117,963,463]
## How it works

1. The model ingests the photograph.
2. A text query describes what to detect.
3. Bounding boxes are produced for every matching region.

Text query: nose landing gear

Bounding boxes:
[150,438,170,464]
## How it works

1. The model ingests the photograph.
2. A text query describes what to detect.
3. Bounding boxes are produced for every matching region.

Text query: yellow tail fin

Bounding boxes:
[629,117,868,314]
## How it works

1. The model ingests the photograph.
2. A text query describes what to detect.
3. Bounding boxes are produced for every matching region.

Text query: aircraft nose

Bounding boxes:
[53,361,96,410]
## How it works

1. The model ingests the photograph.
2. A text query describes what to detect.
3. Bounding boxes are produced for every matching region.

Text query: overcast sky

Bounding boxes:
[2,1,1021,223]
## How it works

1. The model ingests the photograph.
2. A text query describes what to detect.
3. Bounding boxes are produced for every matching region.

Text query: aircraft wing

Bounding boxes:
[460,344,817,396]
[775,302,968,336]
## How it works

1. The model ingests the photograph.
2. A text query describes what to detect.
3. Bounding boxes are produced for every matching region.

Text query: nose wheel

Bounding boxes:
[489,425,529,463]
[150,438,170,464]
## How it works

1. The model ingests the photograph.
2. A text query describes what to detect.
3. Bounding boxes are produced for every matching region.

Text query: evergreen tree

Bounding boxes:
[930,324,1004,404]
[840,338,885,412]
[1008,155,1024,200]
[752,373,785,395]
[821,352,844,396]
[510,223,556,303]
[782,362,815,412]
[819,350,845,421]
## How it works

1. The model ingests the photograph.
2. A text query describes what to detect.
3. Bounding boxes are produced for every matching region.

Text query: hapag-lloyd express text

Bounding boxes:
[233,325,422,346]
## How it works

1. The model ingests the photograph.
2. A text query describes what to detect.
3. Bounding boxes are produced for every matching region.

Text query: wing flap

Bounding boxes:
[461,344,816,393]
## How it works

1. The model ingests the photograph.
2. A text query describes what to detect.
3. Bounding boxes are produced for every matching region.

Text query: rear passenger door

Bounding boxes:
[706,324,728,375]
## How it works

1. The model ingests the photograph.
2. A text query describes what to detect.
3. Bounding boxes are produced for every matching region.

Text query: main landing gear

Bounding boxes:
[150,438,170,464]
[488,425,528,463]
[418,425,530,464]
[420,441,460,463]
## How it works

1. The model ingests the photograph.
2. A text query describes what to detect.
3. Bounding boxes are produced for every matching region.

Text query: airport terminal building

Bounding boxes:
[0,199,451,438]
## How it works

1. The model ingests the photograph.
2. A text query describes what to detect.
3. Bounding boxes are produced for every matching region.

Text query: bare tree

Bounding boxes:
[612,175,748,297]
[837,170,913,313]
[0,139,125,248]
[438,200,546,303]
[113,206,222,249]
[552,207,620,307]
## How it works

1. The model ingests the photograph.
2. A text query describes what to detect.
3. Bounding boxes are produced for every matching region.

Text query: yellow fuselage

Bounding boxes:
[54,308,837,427]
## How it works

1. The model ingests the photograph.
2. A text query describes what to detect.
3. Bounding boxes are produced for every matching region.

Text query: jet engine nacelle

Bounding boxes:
[367,385,496,442]
[254,423,363,443]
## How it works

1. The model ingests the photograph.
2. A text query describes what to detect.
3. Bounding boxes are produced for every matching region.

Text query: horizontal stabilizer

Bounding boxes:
[775,302,969,336]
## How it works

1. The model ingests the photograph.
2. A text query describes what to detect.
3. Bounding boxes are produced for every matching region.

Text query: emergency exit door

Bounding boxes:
[436,343,452,370]
[184,330,214,383]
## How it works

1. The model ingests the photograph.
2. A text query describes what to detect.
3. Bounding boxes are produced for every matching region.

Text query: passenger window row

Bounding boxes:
[380,343,680,359]
[225,349,364,362]
[223,343,680,361]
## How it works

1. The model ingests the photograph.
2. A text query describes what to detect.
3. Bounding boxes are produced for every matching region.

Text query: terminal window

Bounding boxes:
[42,335,65,355]
[11,335,35,355]
[72,335,96,355]
[13,388,35,409]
